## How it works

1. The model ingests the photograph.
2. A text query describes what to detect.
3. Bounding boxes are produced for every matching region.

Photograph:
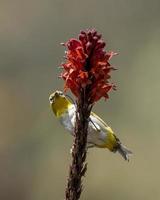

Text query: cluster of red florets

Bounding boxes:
[60,29,117,103]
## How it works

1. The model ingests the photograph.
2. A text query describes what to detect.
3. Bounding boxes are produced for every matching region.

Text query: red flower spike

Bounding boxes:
[60,29,117,104]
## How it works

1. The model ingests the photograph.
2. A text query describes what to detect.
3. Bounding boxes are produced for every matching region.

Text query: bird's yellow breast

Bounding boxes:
[51,96,72,117]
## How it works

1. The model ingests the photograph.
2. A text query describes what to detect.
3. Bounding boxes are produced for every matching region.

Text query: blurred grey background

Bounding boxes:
[0,0,160,199]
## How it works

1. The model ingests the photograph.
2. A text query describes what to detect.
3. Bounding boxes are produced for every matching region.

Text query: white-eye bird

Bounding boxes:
[49,90,132,161]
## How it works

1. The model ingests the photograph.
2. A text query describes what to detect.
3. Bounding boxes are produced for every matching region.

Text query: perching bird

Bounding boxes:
[49,90,132,161]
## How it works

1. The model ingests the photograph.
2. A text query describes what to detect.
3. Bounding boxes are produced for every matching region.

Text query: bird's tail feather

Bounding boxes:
[117,143,132,161]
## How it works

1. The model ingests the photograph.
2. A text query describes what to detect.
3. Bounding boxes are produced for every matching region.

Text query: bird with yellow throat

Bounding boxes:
[49,90,132,161]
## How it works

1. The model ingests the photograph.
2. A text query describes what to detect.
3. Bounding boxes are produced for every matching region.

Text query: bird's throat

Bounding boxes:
[51,98,72,117]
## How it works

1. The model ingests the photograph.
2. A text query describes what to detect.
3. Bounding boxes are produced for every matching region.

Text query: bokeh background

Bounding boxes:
[0,0,160,199]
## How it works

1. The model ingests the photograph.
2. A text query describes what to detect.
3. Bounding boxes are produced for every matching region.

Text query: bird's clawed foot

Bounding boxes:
[70,145,74,154]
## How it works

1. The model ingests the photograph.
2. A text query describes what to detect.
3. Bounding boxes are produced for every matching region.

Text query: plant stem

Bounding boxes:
[65,88,92,200]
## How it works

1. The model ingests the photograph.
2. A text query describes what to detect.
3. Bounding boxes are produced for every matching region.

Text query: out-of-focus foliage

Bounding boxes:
[0,0,160,199]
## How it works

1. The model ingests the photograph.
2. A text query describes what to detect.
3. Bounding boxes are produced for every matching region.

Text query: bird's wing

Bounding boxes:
[91,112,109,128]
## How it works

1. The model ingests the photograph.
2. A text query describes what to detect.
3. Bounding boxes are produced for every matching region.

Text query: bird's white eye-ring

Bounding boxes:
[49,95,54,103]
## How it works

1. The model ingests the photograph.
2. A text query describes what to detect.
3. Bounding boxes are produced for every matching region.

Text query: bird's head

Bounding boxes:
[49,90,72,117]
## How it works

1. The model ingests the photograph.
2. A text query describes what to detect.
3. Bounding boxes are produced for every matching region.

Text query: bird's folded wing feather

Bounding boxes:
[91,112,109,128]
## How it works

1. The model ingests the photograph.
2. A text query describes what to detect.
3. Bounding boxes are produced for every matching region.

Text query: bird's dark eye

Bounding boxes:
[49,96,53,102]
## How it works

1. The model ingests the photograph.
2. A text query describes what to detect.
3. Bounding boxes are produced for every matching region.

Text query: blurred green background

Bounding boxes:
[0,0,160,199]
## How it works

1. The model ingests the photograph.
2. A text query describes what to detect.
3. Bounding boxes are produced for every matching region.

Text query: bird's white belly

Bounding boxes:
[59,105,75,133]
[59,106,107,146]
